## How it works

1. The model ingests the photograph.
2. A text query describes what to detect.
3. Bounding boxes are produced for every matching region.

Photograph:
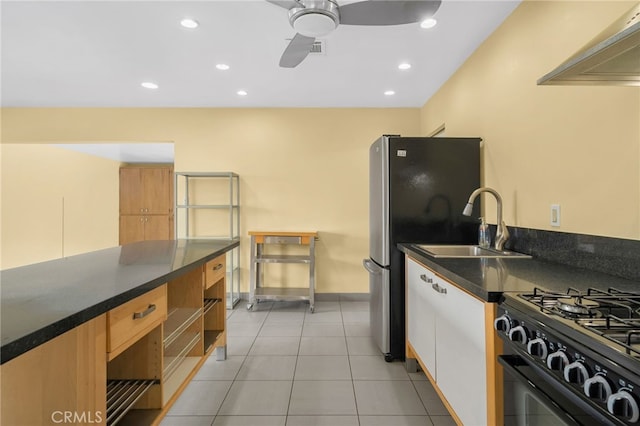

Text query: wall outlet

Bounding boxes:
[551,204,561,227]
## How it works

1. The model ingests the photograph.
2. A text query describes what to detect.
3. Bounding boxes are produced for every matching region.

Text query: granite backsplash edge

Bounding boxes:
[495,226,640,282]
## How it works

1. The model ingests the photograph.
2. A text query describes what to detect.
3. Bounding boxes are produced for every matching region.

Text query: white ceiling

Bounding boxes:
[1,0,521,108]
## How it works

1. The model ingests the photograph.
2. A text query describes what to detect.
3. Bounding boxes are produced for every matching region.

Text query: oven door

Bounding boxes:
[499,355,617,426]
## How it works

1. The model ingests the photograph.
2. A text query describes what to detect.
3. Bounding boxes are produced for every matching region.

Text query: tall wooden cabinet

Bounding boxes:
[120,166,174,245]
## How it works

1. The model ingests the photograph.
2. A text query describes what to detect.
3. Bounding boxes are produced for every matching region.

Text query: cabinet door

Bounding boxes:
[435,276,487,425]
[120,168,145,215]
[119,215,145,244]
[142,168,172,215]
[145,215,173,241]
[0,315,106,425]
[407,258,437,378]
[120,167,173,215]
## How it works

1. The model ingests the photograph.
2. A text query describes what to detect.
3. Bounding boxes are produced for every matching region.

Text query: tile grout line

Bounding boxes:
[284,306,305,422]
[214,301,272,422]
[341,300,362,426]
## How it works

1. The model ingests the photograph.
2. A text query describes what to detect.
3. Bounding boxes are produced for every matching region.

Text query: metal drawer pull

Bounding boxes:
[432,283,447,294]
[213,263,224,271]
[133,304,156,319]
[419,274,433,284]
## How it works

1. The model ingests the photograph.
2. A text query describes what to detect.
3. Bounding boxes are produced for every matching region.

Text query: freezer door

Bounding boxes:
[369,136,390,266]
[363,258,390,355]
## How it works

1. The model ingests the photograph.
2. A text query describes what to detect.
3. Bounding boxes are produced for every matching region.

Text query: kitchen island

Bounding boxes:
[0,238,239,425]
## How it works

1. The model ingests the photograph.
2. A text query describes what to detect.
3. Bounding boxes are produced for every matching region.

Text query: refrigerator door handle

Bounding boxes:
[362,259,382,275]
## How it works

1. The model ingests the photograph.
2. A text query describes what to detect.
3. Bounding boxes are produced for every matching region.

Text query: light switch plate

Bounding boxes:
[551,204,561,227]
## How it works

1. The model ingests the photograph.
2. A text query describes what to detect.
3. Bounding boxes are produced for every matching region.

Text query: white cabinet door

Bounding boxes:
[435,275,487,426]
[407,259,437,378]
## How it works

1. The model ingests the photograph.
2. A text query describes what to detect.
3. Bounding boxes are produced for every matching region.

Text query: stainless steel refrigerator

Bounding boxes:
[363,135,481,361]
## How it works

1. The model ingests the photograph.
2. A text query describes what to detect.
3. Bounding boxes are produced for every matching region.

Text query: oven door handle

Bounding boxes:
[498,354,582,425]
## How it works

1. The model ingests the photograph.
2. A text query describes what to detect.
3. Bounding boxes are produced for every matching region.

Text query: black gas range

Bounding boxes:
[496,287,640,425]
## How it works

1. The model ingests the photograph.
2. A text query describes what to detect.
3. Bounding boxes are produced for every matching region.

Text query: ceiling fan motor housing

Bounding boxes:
[289,0,340,37]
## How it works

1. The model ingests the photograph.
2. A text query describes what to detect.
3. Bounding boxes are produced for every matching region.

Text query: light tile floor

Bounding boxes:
[162,299,456,426]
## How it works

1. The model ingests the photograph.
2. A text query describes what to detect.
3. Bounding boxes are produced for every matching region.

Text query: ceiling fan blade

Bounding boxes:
[339,0,442,26]
[279,33,315,68]
[264,0,300,10]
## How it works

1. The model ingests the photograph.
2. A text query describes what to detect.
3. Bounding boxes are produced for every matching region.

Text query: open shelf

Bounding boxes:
[248,231,317,313]
[162,357,201,406]
[163,332,201,380]
[203,298,222,315]
[106,379,156,426]
[174,172,241,308]
[163,307,202,349]
[255,254,311,263]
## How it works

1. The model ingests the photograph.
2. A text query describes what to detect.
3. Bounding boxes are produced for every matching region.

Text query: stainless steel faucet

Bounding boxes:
[462,187,510,251]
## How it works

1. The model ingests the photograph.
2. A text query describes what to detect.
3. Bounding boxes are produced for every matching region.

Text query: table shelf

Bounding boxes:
[248,231,317,313]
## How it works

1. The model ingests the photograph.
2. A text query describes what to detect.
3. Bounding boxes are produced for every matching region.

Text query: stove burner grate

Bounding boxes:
[519,287,640,320]
[577,315,640,358]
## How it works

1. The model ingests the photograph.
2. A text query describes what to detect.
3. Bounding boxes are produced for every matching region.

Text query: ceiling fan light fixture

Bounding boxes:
[292,12,338,37]
[288,1,339,38]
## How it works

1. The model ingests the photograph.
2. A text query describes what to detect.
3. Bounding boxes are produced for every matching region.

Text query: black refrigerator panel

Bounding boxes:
[386,136,481,360]
[388,136,481,246]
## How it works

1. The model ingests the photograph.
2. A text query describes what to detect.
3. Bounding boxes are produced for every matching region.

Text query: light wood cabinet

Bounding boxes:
[120,167,173,215]
[406,257,501,426]
[0,314,107,426]
[203,256,227,357]
[107,285,168,359]
[119,166,174,245]
[119,215,174,244]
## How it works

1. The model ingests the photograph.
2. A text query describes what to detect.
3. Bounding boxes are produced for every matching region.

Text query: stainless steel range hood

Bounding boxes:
[538,2,640,86]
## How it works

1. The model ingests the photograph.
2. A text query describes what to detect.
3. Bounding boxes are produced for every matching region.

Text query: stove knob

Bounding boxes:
[494,315,511,333]
[508,325,529,345]
[546,350,569,371]
[584,375,612,402]
[607,390,640,423]
[527,338,548,360]
[563,361,589,385]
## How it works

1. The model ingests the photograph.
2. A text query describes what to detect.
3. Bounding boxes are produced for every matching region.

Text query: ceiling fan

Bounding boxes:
[266,0,442,68]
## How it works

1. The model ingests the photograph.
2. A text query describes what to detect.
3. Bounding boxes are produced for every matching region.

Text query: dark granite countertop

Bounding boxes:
[0,238,239,364]
[399,243,640,303]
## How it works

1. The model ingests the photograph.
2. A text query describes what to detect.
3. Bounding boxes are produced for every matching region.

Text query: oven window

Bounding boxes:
[500,355,613,426]
[504,367,573,426]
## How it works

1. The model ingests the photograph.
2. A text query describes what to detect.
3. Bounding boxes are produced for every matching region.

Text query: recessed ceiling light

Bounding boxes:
[216,64,230,71]
[237,90,248,96]
[384,90,395,96]
[420,18,437,29]
[398,63,411,70]
[180,18,199,29]
[141,82,158,89]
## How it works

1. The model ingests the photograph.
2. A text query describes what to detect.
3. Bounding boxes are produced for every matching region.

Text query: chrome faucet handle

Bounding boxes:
[495,221,510,251]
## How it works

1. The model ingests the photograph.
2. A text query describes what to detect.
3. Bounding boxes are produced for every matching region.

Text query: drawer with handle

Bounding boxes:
[205,255,226,289]
[107,284,167,357]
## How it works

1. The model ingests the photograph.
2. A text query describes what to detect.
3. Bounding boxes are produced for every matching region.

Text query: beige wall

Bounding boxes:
[421,0,640,239]
[1,108,420,293]
[0,144,120,268]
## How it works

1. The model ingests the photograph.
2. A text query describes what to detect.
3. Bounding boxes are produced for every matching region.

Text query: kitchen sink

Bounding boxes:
[416,244,532,259]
